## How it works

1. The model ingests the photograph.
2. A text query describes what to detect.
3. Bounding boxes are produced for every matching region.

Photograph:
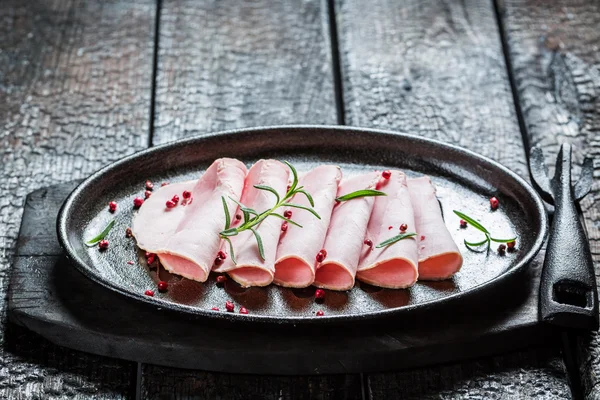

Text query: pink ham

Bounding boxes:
[132,158,247,282]
[274,165,342,288]
[407,176,463,280]
[214,160,289,287]
[356,171,418,289]
[314,172,379,291]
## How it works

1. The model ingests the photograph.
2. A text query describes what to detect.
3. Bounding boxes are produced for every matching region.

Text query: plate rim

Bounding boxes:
[56,124,548,325]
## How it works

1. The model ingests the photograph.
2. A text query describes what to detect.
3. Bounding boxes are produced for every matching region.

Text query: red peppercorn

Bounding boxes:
[171,195,180,204]
[165,200,176,209]
[98,239,109,250]
[108,201,117,212]
[235,214,242,220]
[125,227,133,238]
[144,290,154,297]
[399,223,408,232]
[147,254,156,264]
[216,251,225,260]
[284,210,292,218]
[144,190,152,199]
[382,170,391,179]
[420,235,426,241]
[498,244,507,253]
[316,249,327,262]
[388,226,393,230]
[216,275,227,284]
[315,288,325,300]
[286,185,291,192]
[127,261,134,265]
[490,196,499,210]
[182,190,191,199]
[214,257,223,266]
[364,239,373,247]
[239,307,249,314]
[281,222,288,232]
[157,281,168,292]
[161,182,170,187]
[145,180,154,190]
[133,197,144,208]
[460,219,467,228]
[211,307,219,311]
[507,240,516,250]
[316,310,324,316]
[225,301,235,312]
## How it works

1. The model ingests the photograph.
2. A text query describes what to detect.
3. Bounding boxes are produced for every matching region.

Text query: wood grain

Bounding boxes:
[335,0,570,397]
[152,0,337,145]
[499,0,600,398]
[0,0,155,398]
[143,0,350,397]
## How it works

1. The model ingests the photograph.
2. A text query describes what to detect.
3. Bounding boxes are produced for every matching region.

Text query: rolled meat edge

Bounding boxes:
[214,160,289,287]
[274,165,342,288]
[356,171,418,289]
[407,176,463,280]
[132,158,247,282]
[314,172,379,291]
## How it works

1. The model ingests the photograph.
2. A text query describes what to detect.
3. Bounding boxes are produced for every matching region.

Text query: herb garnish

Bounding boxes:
[219,161,320,264]
[335,189,386,202]
[376,232,417,248]
[453,210,516,252]
[85,220,115,246]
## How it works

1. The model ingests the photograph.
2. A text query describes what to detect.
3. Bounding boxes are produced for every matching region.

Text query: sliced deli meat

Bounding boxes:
[274,165,342,288]
[356,171,418,289]
[132,158,247,282]
[314,172,379,291]
[407,176,463,280]
[214,160,289,287]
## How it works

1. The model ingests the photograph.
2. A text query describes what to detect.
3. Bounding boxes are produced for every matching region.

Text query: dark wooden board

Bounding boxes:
[498,0,600,398]
[10,182,558,376]
[0,0,155,398]
[335,0,571,396]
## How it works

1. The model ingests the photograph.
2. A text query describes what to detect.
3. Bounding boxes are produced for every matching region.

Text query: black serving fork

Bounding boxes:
[530,143,597,399]
[529,142,598,330]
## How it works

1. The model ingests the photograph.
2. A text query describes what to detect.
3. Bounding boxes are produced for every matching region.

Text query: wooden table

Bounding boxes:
[1,0,598,398]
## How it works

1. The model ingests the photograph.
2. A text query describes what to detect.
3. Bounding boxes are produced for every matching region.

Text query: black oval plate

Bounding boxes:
[57,126,547,325]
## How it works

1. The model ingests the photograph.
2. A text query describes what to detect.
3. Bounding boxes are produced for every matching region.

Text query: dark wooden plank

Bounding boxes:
[335,0,571,397]
[0,0,155,398]
[152,0,337,145]
[143,0,349,397]
[498,0,600,398]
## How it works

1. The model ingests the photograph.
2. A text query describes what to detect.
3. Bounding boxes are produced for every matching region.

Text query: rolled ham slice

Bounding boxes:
[132,158,247,282]
[356,171,418,289]
[274,165,342,288]
[314,172,379,291]
[407,176,463,280]
[214,160,289,287]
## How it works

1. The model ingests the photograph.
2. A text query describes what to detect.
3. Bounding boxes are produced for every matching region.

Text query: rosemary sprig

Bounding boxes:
[85,220,115,246]
[219,161,320,263]
[335,189,386,202]
[376,232,417,248]
[453,210,516,253]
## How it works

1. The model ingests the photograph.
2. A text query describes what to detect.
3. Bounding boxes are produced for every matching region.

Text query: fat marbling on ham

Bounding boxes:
[213,160,289,287]
[356,171,419,289]
[132,158,246,282]
[407,176,463,280]
[274,165,342,288]
[314,172,379,291]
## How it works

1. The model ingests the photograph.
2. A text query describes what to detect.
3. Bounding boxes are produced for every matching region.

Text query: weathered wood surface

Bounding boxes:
[335,0,571,397]
[498,0,600,398]
[0,0,155,398]
[143,0,349,397]
[152,0,337,145]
